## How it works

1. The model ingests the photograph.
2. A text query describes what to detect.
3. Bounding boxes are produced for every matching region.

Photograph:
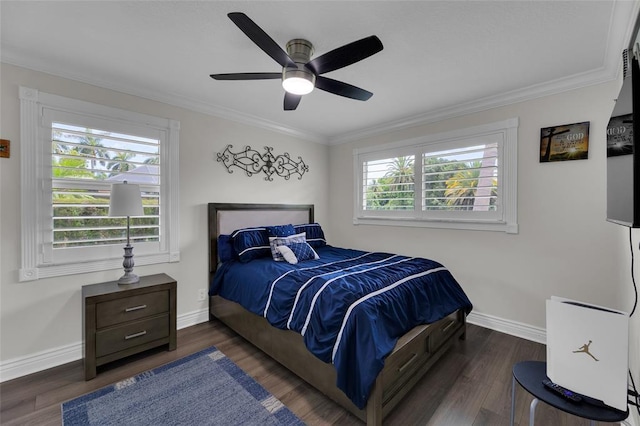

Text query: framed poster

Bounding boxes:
[540,121,590,162]
[606,114,633,157]
[0,139,9,158]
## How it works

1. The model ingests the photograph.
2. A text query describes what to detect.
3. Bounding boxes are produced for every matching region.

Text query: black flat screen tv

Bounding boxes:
[607,36,640,227]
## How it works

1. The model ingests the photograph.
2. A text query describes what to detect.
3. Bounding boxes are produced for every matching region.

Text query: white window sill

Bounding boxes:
[19,252,180,282]
[353,216,518,234]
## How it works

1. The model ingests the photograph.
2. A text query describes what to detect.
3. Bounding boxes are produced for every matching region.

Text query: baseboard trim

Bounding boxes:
[0,341,81,383]
[2,307,634,421]
[467,311,546,344]
[177,307,209,330]
[0,307,209,383]
[1,308,545,383]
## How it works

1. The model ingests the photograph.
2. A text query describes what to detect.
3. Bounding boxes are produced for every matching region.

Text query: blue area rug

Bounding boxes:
[61,346,303,425]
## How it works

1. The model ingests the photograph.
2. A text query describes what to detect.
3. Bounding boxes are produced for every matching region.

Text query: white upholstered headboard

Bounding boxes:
[208,203,314,274]
[216,209,311,235]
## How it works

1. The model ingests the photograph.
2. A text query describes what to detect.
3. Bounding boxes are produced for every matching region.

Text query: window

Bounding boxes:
[19,87,180,281]
[354,118,518,233]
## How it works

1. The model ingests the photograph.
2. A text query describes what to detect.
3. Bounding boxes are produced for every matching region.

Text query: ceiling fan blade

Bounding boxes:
[227,12,297,69]
[284,92,302,110]
[315,76,373,101]
[306,35,383,75]
[210,72,281,80]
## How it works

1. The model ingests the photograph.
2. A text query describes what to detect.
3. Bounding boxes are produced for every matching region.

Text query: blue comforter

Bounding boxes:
[210,245,472,409]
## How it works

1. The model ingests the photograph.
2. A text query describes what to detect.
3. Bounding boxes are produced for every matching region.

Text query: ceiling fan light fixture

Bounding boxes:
[282,68,315,95]
[210,14,383,110]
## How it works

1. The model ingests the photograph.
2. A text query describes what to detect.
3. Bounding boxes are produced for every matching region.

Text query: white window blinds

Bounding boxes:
[362,155,415,211]
[422,143,498,212]
[52,123,160,250]
[354,118,518,233]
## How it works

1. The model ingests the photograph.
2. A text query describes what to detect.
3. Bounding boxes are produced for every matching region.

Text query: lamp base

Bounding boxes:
[117,271,140,285]
[118,243,139,285]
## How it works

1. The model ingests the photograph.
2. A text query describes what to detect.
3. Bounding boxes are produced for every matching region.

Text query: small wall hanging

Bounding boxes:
[540,121,590,162]
[217,144,308,181]
[0,139,10,158]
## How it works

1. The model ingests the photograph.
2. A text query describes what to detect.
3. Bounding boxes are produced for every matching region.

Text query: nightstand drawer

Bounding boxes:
[96,291,169,328]
[95,314,169,357]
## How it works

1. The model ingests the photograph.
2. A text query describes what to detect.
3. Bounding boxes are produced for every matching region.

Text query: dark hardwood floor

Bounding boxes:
[0,320,610,425]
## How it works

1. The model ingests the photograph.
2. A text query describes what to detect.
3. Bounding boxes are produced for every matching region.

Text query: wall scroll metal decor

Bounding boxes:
[217,145,308,181]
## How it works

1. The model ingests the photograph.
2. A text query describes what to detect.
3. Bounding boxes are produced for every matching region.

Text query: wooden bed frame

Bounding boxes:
[208,203,467,425]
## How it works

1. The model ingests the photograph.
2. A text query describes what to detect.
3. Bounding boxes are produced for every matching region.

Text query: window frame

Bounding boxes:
[19,86,180,282]
[353,117,518,234]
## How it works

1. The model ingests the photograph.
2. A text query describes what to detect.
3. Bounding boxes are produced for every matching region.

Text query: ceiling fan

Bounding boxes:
[210,12,384,111]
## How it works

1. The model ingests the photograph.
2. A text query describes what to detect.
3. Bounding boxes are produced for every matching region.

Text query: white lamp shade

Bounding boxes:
[109,182,144,217]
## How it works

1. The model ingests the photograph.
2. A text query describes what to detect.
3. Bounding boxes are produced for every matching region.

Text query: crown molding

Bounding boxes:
[2,0,637,148]
[4,47,618,148]
[1,50,328,145]
[329,66,616,145]
[329,0,639,145]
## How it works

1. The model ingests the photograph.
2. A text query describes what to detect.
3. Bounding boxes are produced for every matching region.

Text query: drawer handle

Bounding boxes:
[441,320,456,334]
[124,330,147,340]
[125,304,147,313]
[398,353,417,373]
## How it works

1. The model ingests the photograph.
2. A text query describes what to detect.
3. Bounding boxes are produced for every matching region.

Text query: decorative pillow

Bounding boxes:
[293,223,327,248]
[276,245,298,264]
[231,227,270,263]
[266,224,295,237]
[217,234,236,263]
[269,232,306,261]
[277,242,319,265]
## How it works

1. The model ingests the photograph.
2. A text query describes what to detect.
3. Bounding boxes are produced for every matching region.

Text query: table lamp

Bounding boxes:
[109,181,144,285]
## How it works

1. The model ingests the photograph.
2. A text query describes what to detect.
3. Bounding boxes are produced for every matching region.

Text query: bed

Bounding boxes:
[207,203,472,425]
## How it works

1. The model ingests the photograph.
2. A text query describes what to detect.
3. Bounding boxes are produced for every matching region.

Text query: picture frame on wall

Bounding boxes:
[540,121,590,163]
[0,139,9,158]
[606,113,633,157]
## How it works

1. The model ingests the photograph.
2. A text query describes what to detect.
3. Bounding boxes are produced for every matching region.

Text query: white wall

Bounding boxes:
[1,61,638,425]
[328,80,628,322]
[327,80,639,425]
[0,63,329,376]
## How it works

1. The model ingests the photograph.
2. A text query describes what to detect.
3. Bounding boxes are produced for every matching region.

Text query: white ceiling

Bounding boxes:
[2,1,639,144]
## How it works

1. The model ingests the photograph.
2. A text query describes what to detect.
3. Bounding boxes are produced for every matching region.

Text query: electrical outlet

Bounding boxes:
[197,289,207,301]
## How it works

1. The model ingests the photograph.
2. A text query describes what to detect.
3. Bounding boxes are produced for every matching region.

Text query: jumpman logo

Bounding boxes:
[572,340,599,361]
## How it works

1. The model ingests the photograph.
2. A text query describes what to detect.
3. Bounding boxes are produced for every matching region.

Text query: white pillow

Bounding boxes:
[276,245,299,264]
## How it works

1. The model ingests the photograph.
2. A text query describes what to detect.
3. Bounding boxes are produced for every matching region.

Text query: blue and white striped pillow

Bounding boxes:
[293,223,326,248]
[232,227,270,263]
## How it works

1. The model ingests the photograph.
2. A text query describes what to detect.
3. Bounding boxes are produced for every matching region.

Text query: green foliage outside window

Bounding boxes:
[52,127,160,248]
[365,155,497,211]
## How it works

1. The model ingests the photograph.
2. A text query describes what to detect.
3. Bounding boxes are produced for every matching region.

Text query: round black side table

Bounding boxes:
[510,361,628,425]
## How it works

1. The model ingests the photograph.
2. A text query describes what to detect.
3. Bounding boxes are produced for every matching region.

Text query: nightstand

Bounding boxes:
[82,273,177,380]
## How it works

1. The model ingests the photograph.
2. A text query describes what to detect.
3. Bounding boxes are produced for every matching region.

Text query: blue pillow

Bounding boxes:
[217,234,236,263]
[266,224,295,237]
[293,223,326,248]
[231,227,270,263]
[269,232,306,261]
[288,242,319,263]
